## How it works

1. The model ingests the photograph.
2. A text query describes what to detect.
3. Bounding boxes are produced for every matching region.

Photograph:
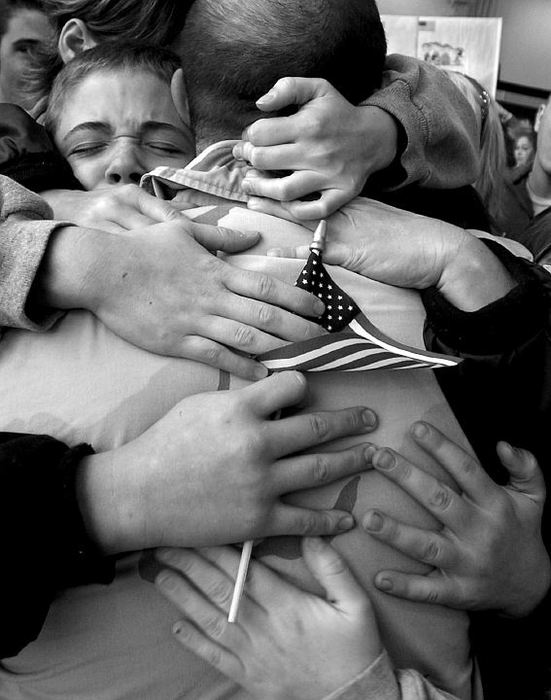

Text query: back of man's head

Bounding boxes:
[179,0,386,149]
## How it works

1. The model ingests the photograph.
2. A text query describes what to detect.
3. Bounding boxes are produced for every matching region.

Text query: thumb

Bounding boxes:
[497,441,546,505]
[302,537,368,614]
[256,76,333,112]
[190,221,260,253]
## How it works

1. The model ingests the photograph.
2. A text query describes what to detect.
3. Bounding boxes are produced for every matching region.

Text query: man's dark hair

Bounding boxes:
[0,0,44,38]
[179,0,387,147]
[44,41,181,135]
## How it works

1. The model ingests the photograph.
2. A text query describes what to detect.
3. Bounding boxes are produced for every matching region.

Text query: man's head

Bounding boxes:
[0,0,52,109]
[178,0,386,151]
[45,42,194,190]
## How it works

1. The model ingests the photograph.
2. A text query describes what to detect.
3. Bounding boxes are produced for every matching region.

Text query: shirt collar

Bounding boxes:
[141,139,251,206]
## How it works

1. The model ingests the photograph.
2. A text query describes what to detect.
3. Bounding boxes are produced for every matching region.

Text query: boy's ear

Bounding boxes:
[171,68,191,126]
[58,19,97,64]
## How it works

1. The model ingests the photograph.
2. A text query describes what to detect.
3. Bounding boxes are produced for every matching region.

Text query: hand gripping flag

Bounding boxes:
[258,221,461,372]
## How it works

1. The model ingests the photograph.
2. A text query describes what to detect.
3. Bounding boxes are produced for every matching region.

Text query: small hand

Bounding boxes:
[41,183,193,233]
[80,372,379,551]
[155,537,383,700]
[234,77,397,220]
[363,422,550,617]
[38,219,326,380]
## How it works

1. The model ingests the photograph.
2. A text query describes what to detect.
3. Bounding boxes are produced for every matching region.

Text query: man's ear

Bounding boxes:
[171,68,191,126]
[58,19,97,64]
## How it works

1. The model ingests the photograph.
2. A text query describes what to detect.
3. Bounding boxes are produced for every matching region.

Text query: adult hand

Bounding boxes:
[234,77,397,221]
[79,371,378,552]
[363,422,550,618]
[35,220,326,379]
[155,538,383,700]
[266,199,516,311]
[41,183,193,233]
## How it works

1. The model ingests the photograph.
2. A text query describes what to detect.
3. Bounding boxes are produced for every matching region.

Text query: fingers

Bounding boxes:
[176,335,268,381]
[237,370,308,417]
[267,504,355,538]
[409,422,497,505]
[238,143,306,173]
[372,569,457,607]
[244,170,322,203]
[276,442,373,494]
[271,406,377,458]
[368,446,468,531]
[301,537,368,614]
[248,197,307,226]
[222,266,325,323]
[253,76,332,113]
[497,442,546,505]
[189,221,260,253]
[362,509,453,569]
[284,190,348,221]
[134,188,189,224]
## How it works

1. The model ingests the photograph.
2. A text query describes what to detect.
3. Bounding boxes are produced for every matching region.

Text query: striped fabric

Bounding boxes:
[258,247,461,373]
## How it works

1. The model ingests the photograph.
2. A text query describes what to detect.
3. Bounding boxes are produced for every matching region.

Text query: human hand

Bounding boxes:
[41,183,193,233]
[234,77,398,221]
[36,219,326,379]
[362,422,550,618]
[266,198,516,311]
[155,537,383,700]
[78,372,378,552]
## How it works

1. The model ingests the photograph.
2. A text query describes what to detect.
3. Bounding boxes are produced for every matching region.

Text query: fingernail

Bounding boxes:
[247,197,262,211]
[374,449,395,470]
[242,180,252,194]
[303,536,325,551]
[375,575,393,592]
[253,363,269,380]
[233,144,244,160]
[313,298,325,315]
[337,514,355,531]
[412,422,429,439]
[157,548,180,565]
[363,511,384,532]
[267,247,283,257]
[257,89,276,106]
[156,570,178,591]
[363,444,377,464]
[362,409,377,429]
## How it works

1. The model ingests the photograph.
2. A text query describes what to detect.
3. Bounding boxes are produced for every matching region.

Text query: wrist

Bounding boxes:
[437,234,516,311]
[31,225,117,315]
[75,442,148,555]
[359,106,399,173]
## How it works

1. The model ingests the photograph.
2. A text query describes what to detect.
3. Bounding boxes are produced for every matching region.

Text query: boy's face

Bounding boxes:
[54,69,195,190]
[0,8,52,110]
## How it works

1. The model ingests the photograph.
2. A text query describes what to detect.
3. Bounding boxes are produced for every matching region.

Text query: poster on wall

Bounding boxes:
[381,15,502,96]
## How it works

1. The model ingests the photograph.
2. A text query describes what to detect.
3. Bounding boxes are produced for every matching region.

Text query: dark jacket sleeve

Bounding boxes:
[421,240,551,700]
[0,104,83,193]
[0,433,115,659]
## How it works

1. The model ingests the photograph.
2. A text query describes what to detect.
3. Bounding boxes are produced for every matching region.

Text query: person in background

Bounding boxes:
[0,0,52,110]
[504,95,551,263]
[513,127,537,169]
[445,71,510,235]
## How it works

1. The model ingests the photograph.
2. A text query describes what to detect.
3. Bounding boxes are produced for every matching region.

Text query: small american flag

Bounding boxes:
[258,221,461,372]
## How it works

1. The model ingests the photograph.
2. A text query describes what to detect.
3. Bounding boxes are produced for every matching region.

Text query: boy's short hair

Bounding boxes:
[45,41,181,135]
[180,0,387,145]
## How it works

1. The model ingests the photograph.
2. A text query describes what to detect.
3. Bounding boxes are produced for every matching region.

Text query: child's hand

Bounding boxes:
[155,538,383,700]
[234,77,398,220]
[364,423,550,618]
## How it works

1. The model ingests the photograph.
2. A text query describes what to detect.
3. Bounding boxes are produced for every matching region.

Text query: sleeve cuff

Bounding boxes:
[422,239,550,355]
[322,651,400,700]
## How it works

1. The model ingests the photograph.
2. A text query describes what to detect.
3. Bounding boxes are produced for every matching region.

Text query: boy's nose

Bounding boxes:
[104,142,145,185]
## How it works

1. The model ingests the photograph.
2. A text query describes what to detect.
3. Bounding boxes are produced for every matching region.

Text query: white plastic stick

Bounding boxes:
[228,539,253,623]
